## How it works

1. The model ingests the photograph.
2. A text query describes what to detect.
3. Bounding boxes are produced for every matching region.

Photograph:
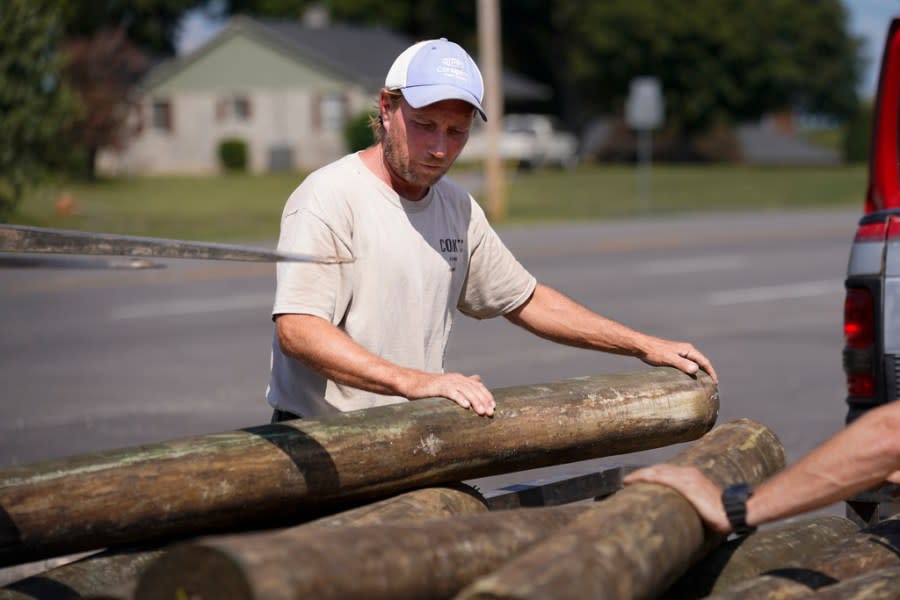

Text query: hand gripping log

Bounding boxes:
[131,418,777,600]
[0,367,717,566]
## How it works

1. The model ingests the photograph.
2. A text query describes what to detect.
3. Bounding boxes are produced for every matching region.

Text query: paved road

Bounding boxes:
[0,207,858,515]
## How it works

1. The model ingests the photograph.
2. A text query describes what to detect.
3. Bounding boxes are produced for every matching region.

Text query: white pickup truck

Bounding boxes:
[459,113,579,171]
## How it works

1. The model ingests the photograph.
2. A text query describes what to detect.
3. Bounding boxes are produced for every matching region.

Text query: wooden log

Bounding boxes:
[135,418,774,600]
[456,418,785,600]
[0,484,487,600]
[136,505,595,600]
[0,368,717,566]
[662,516,859,599]
[0,546,163,600]
[703,513,900,600]
[812,566,900,600]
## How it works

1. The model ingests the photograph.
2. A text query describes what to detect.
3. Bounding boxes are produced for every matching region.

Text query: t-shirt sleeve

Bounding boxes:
[458,199,536,319]
[272,183,352,324]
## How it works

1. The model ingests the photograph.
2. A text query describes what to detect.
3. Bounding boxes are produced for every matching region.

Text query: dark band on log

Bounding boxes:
[0,368,718,566]
[812,566,900,600]
[705,513,900,600]
[663,516,859,599]
[457,418,785,600]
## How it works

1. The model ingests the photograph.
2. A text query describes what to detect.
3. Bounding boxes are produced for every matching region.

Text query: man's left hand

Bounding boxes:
[639,337,718,384]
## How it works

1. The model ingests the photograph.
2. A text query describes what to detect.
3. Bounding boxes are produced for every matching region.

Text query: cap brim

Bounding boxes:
[401,85,487,121]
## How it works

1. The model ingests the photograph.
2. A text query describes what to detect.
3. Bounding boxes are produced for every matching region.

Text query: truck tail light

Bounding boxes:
[844,287,876,397]
[855,221,888,243]
[844,288,875,348]
[848,373,876,397]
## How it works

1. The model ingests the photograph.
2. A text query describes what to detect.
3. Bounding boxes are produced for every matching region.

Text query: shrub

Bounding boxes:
[843,103,873,164]
[218,138,249,172]
[344,110,376,152]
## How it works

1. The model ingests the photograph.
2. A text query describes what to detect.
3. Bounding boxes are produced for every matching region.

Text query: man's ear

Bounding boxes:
[379,90,394,130]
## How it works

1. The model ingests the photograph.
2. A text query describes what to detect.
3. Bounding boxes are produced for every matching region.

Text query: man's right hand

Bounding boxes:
[623,464,732,534]
[402,372,496,417]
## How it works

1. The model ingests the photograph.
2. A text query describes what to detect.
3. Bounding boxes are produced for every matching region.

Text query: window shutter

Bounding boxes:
[312,93,321,131]
[341,93,350,126]
[163,101,173,132]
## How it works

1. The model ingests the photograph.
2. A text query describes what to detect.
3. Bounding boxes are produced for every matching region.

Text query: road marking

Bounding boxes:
[638,255,745,275]
[707,280,842,306]
[109,292,272,320]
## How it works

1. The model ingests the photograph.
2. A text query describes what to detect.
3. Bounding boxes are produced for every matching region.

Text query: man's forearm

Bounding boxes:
[276,313,412,396]
[504,284,649,355]
[748,400,900,526]
[505,283,717,382]
[275,313,496,415]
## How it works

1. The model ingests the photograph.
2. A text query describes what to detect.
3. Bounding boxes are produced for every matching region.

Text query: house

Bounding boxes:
[98,15,549,175]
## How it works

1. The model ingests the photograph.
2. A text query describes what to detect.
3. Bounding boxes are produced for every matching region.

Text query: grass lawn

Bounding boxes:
[8,164,866,242]
[500,164,866,222]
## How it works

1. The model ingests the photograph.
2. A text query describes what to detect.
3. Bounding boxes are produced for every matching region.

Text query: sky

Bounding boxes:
[176,1,900,101]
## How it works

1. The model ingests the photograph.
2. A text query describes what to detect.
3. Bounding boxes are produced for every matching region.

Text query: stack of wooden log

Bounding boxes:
[1,367,897,599]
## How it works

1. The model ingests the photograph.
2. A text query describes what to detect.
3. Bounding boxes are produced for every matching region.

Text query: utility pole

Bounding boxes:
[477,0,506,222]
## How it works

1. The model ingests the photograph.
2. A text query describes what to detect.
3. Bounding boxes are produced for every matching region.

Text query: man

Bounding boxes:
[266,38,716,422]
[623,399,900,535]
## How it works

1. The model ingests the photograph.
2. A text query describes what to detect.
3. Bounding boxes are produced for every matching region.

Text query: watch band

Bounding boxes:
[722,482,756,536]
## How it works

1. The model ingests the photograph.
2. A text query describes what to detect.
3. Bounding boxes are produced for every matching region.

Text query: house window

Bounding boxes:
[217,95,252,122]
[151,99,172,132]
[318,92,347,131]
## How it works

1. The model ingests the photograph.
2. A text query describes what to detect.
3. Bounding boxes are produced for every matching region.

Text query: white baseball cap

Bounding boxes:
[385,38,487,121]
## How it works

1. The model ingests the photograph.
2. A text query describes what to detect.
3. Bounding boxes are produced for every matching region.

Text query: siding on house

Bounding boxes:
[98,24,372,175]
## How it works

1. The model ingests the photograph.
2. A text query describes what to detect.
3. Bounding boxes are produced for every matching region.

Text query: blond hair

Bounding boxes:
[369,89,403,140]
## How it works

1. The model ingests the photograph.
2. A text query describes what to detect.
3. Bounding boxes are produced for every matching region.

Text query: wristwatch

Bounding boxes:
[721,482,756,536]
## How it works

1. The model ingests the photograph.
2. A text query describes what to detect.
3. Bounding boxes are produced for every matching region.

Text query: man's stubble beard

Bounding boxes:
[382,129,447,191]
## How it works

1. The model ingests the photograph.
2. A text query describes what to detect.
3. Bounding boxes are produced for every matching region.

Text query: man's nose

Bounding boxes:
[428,132,448,157]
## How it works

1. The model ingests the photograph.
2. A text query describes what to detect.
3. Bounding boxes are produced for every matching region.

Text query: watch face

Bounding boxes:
[723,483,753,502]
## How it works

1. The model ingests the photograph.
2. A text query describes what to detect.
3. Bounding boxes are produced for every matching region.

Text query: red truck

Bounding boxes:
[843,17,900,525]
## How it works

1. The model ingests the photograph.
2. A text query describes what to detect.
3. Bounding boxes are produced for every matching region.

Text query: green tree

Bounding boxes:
[226,0,474,41]
[61,0,210,56]
[0,0,78,221]
[62,28,149,179]
[499,0,862,133]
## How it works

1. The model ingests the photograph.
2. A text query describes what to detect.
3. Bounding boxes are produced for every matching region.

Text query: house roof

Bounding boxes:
[143,15,550,101]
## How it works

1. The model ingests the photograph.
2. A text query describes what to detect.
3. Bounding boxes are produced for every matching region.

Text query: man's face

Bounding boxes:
[382,94,474,196]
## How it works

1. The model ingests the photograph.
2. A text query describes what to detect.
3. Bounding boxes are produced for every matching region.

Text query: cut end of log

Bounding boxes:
[135,545,253,600]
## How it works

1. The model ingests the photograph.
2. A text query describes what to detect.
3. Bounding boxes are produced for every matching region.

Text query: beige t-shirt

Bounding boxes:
[266,152,536,416]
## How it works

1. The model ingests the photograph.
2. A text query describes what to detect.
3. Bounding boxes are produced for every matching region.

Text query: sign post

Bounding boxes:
[625,77,664,211]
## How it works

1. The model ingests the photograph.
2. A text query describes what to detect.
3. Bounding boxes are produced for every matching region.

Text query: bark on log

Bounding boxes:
[136,418,776,600]
[663,516,859,599]
[456,418,785,600]
[0,547,163,600]
[0,368,717,566]
[1,484,487,600]
[812,566,900,600]
[704,513,900,600]
[136,505,595,600]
